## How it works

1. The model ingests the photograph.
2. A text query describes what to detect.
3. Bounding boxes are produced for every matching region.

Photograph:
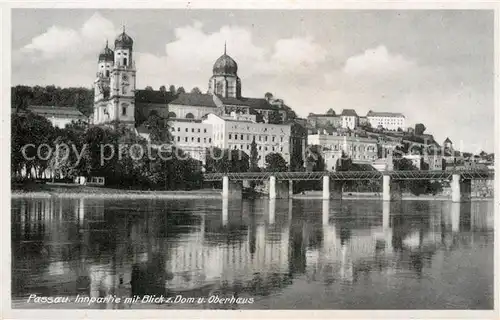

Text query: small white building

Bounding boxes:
[203,113,292,168]
[308,133,378,170]
[340,109,359,130]
[168,119,213,164]
[27,105,88,128]
[366,111,406,131]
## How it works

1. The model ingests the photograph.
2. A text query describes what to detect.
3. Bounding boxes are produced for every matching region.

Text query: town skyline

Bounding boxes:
[11,9,494,152]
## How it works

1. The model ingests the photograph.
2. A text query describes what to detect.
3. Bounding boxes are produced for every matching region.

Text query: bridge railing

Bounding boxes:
[203,169,493,181]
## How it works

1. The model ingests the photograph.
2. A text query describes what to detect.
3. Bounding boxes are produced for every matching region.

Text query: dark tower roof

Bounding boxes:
[212,43,238,76]
[115,26,133,49]
[98,40,114,62]
[444,137,452,144]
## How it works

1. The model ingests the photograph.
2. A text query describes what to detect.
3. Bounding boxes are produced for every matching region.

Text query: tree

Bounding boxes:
[169,85,176,94]
[265,153,288,172]
[159,85,166,92]
[326,108,335,115]
[249,137,259,172]
[176,87,186,94]
[415,123,426,136]
[264,92,274,101]
[145,86,154,91]
[305,145,325,172]
[191,87,202,94]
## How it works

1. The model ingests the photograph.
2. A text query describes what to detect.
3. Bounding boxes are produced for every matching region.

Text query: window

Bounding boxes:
[198,129,200,133]
[204,138,206,143]
[171,127,175,132]
[229,134,232,139]
[272,136,275,142]
[241,134,243,140]
[123,58,127,66]
[209,138,212,143]
[177,127,180,132]
[185,137,188,142]
[280,136,283,142]
[259,146,262,150]
[197,138,200,143]
[105,70,109,77]
[191,137,194,142]
[177,137,180,142]
[192,128,194,133]
[247,145,249,150]
[235,135,238,140]
[247,135,250,141]
[240,145,243,149]
[185,128,188,132]
[265,136,268,142]
[204,129,207,133]
[122,106,127,116]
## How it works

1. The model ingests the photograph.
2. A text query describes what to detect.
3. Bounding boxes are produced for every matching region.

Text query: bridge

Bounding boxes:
[203,169,494,202]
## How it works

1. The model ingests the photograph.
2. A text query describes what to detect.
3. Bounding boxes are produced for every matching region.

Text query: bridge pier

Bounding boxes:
[451,174,471,202]
[382,175,402,201]
[322,176,342,200]
[222,176,242,199]
[269,176,290,199]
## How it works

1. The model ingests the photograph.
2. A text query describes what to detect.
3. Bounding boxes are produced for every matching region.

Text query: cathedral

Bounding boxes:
[92,29,290,127]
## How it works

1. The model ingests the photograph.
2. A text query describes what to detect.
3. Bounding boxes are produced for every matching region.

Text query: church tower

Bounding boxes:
[208,44,241,99]
[93,27,136,126]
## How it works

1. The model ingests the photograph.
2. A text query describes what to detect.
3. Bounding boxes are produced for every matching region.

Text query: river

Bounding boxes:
[11,197,494,309]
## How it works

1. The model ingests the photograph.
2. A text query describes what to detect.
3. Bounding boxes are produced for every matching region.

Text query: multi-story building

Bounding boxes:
[203,113,292,168]
[366,111,406,131]
[307,113,341,128]
[340,109,359,130]
[25,105,87,128]
[169,119,213,164]
[308,133,378,170]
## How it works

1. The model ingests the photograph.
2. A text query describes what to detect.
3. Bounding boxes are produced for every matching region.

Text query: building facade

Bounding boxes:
[26,106,87,128]
[340,109,359,130]
[366,111,405,131]
[308,133,378,170]
[203,113,292,168]
[93,29,136,126]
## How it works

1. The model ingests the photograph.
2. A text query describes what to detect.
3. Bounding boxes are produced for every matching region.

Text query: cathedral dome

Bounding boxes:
[115,29,133,49]
[213,53,238,76]
[98,41,114,62]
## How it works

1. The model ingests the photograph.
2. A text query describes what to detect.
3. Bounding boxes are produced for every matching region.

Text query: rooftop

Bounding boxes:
[27,105,86,118]
[341,109,358,117]
[366,110,405,118]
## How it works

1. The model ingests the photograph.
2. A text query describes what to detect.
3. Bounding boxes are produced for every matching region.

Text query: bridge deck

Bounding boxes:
[203,170,494,181]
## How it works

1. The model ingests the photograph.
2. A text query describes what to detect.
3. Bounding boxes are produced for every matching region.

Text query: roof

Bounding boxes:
[135,90,176,104]
[27,105,86,118]
[366,110,405,118]
[341,109,358,117]
[169,93,218,107]
[444,137,452,143]
[308,113,339,118]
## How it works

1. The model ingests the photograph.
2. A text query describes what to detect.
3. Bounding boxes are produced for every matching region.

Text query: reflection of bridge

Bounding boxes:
[204,169,494,202]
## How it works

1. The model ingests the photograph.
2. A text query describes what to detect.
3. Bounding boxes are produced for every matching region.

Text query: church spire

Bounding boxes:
[224,41,226,55]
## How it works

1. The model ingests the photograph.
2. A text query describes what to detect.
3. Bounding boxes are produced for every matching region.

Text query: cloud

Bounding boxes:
[343,45,416,77]
[20,12,118,60]
[135,21,328,90]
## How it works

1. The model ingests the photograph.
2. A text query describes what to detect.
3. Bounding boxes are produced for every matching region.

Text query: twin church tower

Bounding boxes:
[92,28,242,126]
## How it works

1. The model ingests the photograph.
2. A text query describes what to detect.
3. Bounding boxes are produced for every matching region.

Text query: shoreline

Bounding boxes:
[11,190,493,201]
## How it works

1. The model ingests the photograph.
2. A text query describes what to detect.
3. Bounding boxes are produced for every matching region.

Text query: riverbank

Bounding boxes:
[11,183,493,201]
[11,183,222,199]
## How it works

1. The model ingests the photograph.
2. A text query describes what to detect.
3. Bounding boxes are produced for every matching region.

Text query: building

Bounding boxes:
[402,154,443,170]
[132,46,289,124]
[203,113,292,168]
[93,29,136,126]
[366,111,406,131]
[26,106,87,128]
[307,133,378,170]
[443,137,453,150]
[307,113,341,129]
[340,109,358,130]
[168,119,213,163]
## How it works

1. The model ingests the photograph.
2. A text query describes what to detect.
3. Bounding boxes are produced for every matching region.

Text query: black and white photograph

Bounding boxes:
[5,3,498,317]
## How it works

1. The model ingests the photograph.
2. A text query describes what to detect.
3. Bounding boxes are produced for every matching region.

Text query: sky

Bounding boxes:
[11,9,495,153]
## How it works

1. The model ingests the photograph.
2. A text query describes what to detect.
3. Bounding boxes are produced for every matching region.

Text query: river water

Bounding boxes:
[11,197,494,309]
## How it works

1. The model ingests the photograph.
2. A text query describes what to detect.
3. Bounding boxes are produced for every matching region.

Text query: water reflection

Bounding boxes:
[11,197,494,309]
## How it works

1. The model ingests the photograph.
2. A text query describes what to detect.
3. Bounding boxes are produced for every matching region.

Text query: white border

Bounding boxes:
[1,1,499,319]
